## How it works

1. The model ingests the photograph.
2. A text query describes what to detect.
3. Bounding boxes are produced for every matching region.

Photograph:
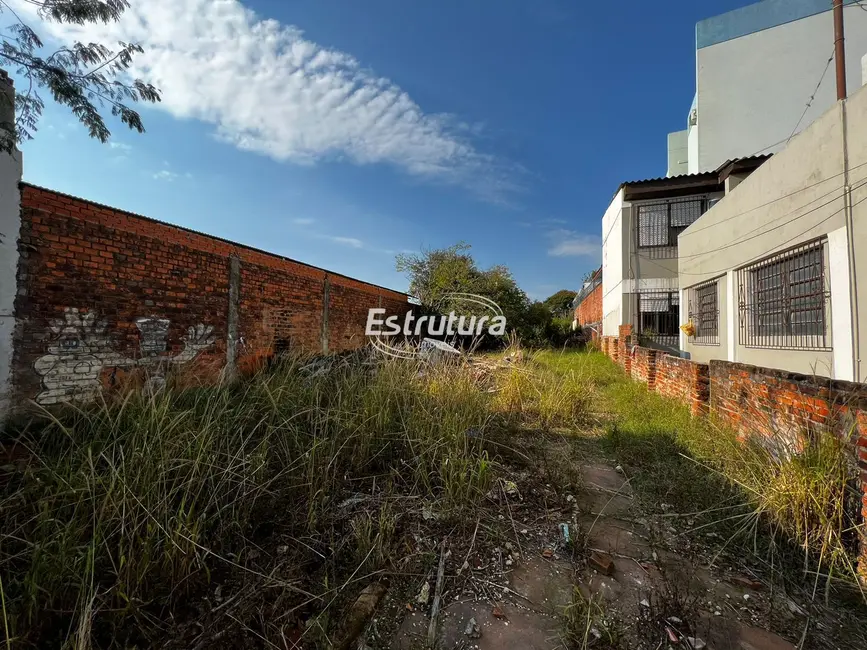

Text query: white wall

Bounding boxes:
[0,147,22,420]
[601,189,624,336]
[696,4,867,172]
[667,130,689,177]
[680,84,867,380]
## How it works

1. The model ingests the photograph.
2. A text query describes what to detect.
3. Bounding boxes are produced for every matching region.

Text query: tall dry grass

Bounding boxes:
[537,350,864,595]
[0,345,588,648]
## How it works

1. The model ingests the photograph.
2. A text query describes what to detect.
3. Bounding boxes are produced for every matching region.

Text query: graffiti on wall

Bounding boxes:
[33,308,215,405]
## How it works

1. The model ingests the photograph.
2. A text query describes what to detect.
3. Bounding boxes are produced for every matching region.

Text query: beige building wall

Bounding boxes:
[680,86,867,380]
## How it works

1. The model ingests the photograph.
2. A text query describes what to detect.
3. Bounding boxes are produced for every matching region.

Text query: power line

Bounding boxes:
[787,47,836,145]
[680,157,867,238]
[673,178,867,261]
[640,189,867,280]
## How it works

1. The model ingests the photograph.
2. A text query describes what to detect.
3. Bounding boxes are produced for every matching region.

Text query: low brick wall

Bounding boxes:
[709,360,867,575]
[656,354,710,416]
[709,360,867,455]
[602,336,618,363]
[602,345,867,575]
[617,325,633,373]
[631,346,658,389]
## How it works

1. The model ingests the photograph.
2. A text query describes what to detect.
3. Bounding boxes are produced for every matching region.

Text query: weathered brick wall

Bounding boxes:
[709,361,866,456]
[604,346,867,574]
[574,283,602,326]
[13,184,410,406]
[631,346,658,389]
[602,336,618,362]
[656,354,710,416]
[617,325,633,374]
[708,360,867,575]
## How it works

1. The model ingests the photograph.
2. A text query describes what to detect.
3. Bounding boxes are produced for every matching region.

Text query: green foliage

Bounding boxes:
[0,0,160,151]
[396,243,579,347]
[542,289,577,315]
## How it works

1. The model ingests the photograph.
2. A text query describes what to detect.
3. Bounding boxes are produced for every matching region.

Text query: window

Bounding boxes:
[638,291,680,348]
[687,280,719,345]
[637,199,706,249]
[737,239,830,350]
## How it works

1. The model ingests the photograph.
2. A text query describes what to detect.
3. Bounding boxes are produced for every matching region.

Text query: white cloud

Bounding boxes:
[547,231,600,258]
[109,141,132,151]
[153,169,179,181]
[21,0,519,202]
[329,236,364,248]
[292,217,315,225]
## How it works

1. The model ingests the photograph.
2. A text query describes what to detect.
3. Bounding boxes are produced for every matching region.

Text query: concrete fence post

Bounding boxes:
[0,70,23,422]
[321,275,330,354]
[224,255,241,382]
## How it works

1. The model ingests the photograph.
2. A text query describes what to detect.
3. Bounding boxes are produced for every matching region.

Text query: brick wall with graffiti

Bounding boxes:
[11,184,410,407]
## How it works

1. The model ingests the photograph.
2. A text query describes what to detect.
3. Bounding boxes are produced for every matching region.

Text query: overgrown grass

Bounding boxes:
[0,346,589,648]
[537,350,864,595]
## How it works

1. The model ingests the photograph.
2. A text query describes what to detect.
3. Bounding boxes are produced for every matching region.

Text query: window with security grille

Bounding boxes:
[637,199,705,250]
[687,280,719,345]
[737,240,830,350]
[638,291,680,348]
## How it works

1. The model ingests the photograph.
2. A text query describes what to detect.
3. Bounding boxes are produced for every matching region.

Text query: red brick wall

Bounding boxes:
[602,336,618,362]
[617,325,633,374]
[600,346,867,574]
[708,360,867,575]
[631,347,658,389]
[13,184,410,405]
[708,361,866,457]
[656,354,710,416]
[574,283,602,326]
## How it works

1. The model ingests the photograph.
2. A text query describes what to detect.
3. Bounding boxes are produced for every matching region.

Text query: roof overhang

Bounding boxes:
[616,154,771,202]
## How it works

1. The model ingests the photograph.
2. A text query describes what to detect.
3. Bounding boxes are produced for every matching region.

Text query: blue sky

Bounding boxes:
[16,0,750,299]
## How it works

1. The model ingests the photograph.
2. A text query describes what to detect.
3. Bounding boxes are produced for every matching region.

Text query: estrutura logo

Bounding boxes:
[365,292,506,359]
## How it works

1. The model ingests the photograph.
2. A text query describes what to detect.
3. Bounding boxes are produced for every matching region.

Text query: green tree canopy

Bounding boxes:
[0,0,160,151]
[396,242,531,323]
[397,243,574,345]
[542,289,577,315]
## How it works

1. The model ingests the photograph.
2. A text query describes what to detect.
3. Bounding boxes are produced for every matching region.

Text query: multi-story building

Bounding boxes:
[600,157,769,352]
[667,0,867,177]
[679,81,867,382]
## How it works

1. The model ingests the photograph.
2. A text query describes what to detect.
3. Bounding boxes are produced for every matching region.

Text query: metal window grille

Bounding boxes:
[737,239,830,350]
[637,198,706,259]
[687,280,719,345]
[638,291,680,349]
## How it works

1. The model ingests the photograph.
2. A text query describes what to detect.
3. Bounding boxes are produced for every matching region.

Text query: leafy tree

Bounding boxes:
[0,0,160,152]
[542,289,577,315]
[396,242,530,330]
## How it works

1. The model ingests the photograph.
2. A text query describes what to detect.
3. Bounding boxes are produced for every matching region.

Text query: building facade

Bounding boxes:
[601,174,725,352]
[679,83,867,382]
[667,0,867,177]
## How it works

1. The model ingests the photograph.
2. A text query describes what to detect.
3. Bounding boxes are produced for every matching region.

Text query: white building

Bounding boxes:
[678,81,867,383]
[600,158,769,351]
[667,0,867,177]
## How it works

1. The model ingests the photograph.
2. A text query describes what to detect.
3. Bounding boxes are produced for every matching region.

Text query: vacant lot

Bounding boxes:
[1,348,864,648]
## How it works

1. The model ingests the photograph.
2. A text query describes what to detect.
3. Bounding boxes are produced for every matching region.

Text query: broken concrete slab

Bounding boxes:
[508,557,575,614]
[582,464,632,495]
[580,514,651,559]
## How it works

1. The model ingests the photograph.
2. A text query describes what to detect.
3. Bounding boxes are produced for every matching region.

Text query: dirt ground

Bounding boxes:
[365,429,867,650]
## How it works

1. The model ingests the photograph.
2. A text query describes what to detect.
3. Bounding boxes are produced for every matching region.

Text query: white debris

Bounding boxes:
[417,582,430,605]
